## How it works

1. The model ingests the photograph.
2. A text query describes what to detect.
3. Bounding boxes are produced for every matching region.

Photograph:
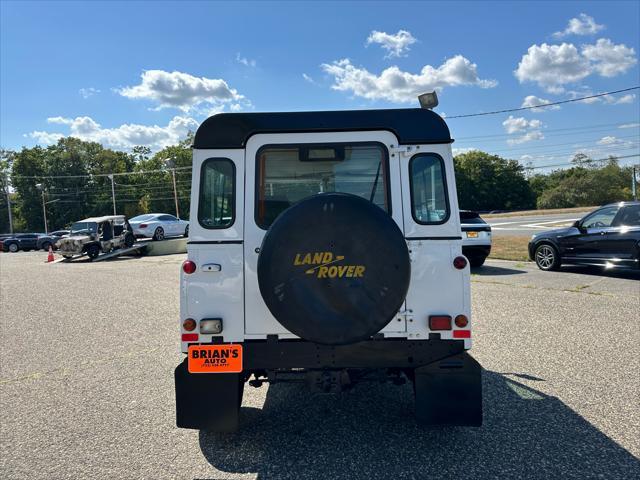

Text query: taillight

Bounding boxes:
[453,330,471,339]
[182,318,196,331]
[139,223,148,228]
[429,315,452,330]
[454,314,469,328]
[182,260,196,274]
[453,256,467,269]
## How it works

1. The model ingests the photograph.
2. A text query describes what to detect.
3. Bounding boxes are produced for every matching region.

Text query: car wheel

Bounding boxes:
[87,244,100,260]
[8,243,19,253]
[184,225,189,237]
[534,243,560,271]
[124,232,135,248]
[469,256,486,268]
[153,227,165,241]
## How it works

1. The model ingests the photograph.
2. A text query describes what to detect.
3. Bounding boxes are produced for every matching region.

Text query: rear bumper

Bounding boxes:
[462,245,491,259]
[175,339,482,429]
[184,337,467,371]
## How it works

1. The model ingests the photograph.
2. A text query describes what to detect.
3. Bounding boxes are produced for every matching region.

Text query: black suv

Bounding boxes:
[2,233,42,253]
[529,201,640,271]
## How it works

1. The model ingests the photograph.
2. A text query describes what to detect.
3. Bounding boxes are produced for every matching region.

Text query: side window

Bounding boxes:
[613,205,640,227]
[198,158,235,229]
[158,215,175,221]
[582,206,619,229]
[409,154,449,224]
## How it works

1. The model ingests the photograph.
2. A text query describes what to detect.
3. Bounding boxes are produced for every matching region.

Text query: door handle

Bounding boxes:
[202,263,222,272]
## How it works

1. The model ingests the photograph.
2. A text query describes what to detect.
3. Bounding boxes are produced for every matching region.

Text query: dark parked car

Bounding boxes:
[2,233,43,253]
[37,230,70,250]
[529,201,640,271]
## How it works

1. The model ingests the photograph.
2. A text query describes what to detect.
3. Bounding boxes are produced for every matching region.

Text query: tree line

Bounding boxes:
[0,138,636,233]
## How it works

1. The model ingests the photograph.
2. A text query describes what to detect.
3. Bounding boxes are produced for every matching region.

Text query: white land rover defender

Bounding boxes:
[175,106,482,431]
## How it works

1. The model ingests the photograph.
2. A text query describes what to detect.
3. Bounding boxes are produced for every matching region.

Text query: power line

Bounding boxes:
[446,86,639,119]
[11,165,192,180]
[526,154,639,170]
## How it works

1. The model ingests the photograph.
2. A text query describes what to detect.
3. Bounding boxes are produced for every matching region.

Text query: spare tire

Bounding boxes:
[258,193,410,345]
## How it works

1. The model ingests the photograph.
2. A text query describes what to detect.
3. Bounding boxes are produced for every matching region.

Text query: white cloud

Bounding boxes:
[118,70,244,112]
[503,115,544,145]
[553,13,604,38]
[514,39,637,92]
[79,87,100,99]
[514,43,590,92]
[502,116,543,134]
[597,136,618,145]
[27,131,65,144]
[302,73,316,84]
[582,38,637,77]
[619,123,640,129]
[321,56,496,103]
[452,147,478,156]
[609,94,636,104]
[521,95,561,112]
[236,53,256,67]
[29,115,198,151]
[507,131,545,145]
[366,30,417,58]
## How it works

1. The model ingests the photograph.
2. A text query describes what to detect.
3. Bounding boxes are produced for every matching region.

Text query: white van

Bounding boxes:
[175,105,482,431]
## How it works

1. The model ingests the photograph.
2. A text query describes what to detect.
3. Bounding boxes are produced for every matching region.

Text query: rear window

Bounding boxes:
[409,154,449,224]
[256,143,389,229]
[460,211,487,224]
[198,158,235,229]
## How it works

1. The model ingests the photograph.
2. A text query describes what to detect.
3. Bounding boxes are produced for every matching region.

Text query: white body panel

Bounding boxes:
[181,132,471,351]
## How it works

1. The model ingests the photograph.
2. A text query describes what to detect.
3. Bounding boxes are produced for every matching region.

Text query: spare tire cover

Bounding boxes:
[258,193,410,345]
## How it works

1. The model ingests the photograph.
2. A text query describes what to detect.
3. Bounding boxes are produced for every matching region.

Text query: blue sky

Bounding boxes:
[1,1,639,171]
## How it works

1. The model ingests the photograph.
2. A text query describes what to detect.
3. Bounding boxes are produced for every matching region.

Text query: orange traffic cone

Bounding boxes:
[47,245,55,263]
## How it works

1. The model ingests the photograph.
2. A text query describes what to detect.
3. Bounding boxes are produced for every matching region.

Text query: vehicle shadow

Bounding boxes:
[198,371,639,479]
[560,264,640,280]
[471,264,527,276]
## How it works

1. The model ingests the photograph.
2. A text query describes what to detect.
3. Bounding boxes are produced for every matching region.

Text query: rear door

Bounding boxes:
[243,130,406,338]
[602,204,640,264]
[398,145,468,341]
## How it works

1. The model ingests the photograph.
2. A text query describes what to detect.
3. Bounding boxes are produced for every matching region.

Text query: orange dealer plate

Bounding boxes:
[187,344,243,373]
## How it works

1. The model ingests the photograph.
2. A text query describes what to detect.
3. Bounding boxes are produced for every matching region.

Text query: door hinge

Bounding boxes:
[389,145,419,158]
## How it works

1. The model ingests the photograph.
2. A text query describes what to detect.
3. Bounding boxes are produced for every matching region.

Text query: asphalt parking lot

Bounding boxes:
[1,252,639,479]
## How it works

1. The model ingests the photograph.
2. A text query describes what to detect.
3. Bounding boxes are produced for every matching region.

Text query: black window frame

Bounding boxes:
[198,157,236,230]
[408,152,451,226]
[254,141,391,230]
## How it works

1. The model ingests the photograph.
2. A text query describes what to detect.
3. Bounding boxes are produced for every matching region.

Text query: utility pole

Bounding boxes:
[166,157,180,218]
[36,183,48,234]
[108,174,116,215]
[4,174,12,234]
[171,168,180,219]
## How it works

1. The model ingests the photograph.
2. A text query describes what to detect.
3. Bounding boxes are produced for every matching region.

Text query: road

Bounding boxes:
[486,212,584,237]
[1,252,639,479]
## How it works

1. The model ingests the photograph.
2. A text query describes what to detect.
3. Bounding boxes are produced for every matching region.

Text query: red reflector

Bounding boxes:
[455,314,469,328]
[453,330,471,338]
[182,333,198,342]
[139,224,148,228]
[182,260,197,274]
[429,315,452,330]
[453,256,468,270]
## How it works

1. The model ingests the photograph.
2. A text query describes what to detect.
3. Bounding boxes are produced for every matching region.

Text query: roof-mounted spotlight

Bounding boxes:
[418,91,439,110]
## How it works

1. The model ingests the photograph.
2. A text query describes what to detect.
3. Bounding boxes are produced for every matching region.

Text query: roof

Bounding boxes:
[194,108,452,149]
[79,215,126,223]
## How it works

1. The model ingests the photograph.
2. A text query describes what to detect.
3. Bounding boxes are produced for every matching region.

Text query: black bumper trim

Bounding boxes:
[239,338,466,370]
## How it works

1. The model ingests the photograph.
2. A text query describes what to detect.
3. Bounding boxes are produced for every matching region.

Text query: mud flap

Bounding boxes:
[414,352,482,426]
[174,359,242,431]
